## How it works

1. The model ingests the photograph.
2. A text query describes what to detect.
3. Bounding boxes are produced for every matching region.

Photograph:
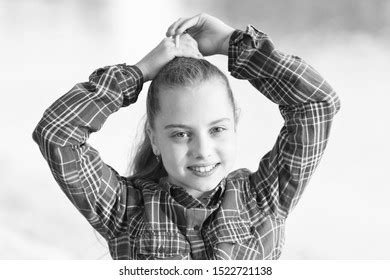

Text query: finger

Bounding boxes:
[166,17,186,37]
[175,15,201,36]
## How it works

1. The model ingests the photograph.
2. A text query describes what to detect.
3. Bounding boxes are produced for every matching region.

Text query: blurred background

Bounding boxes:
[1,0,389,259]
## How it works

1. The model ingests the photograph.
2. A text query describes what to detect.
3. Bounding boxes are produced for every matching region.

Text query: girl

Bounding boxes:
[33,14,340,260]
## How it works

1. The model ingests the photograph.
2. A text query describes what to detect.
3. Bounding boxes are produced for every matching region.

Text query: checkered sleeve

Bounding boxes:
[228,26,341,218]
[32,64,144,240]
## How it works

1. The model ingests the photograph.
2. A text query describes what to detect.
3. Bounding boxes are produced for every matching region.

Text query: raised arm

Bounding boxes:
[167,13,341,218]
[32,65,145,240]
[32,35,203,240]
[228,26,340,218]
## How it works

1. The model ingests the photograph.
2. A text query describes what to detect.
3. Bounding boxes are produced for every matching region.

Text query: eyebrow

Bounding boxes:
[164,118,231,130]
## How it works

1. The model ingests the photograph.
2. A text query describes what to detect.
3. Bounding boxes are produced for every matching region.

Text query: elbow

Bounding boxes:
[32,107,53,146]
[32,119,44,146]
[322,77,341,115]
[32,118,53,160]
[317,78,341,116]
[32,111,59,148]
[326,90,341,116]
[32,128,39,147]
[316,77,341,116]
[32,120,48,159]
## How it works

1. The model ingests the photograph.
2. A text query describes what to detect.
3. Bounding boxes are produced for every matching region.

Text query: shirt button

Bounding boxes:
[158,246,164,253]
[193,225,200,231]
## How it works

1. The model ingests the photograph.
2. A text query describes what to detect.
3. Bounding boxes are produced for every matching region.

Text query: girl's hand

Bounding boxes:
[135,34,202,82]
[166,13,235,56]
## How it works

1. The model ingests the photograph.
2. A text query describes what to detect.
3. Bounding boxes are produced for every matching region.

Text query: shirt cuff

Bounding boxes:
[120,64,144,93]
[116,64,144,106]
[227,25,270,73]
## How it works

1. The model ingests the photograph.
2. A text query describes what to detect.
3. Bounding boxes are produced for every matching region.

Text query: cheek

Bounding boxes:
[160,142,188,166]
[218,133,238,161]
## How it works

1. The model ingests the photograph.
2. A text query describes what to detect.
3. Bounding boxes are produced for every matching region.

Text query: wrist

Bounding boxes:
[218,29,234,56]
[135,61,150,82]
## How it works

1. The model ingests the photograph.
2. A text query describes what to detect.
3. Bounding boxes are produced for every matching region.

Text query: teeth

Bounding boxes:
[190,164,217,173]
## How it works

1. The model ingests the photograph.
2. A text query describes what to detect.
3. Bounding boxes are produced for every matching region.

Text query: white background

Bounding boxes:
[1,0,389,259]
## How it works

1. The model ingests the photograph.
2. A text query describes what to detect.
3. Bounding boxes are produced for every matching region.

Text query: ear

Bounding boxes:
[146,122,160,155]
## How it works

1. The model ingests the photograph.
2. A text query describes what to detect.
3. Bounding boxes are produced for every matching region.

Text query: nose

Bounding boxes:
[189,133,213,160]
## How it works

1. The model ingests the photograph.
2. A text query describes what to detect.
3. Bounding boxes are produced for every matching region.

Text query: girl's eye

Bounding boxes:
[172,131,190,139]
[211,127,226,134]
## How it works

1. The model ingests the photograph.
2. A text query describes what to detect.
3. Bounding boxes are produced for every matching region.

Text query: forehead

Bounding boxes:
[156,79,234,126]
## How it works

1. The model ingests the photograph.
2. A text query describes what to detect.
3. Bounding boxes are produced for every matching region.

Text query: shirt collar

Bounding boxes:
[159,177,226,208]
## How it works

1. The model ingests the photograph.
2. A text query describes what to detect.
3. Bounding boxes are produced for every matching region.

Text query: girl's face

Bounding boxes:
[148,78,237,198]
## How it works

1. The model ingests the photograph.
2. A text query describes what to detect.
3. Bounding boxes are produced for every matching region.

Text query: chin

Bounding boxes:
[188,173,224,191]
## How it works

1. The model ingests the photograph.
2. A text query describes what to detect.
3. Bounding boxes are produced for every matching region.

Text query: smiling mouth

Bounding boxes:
[187,163,220,176]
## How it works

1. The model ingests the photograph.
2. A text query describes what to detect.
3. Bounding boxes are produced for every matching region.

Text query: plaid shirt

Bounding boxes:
[33,25,340,260]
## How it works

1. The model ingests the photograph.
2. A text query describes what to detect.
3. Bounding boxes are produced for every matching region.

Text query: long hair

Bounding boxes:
[128,57,238,182]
